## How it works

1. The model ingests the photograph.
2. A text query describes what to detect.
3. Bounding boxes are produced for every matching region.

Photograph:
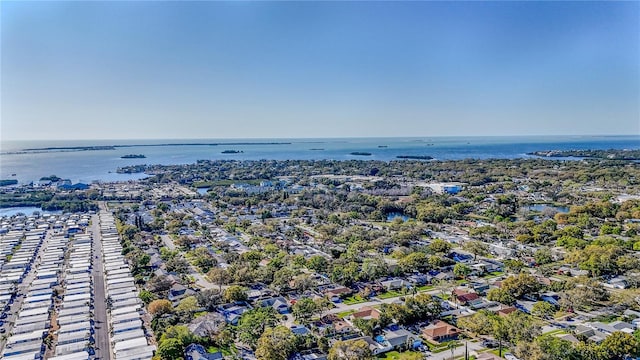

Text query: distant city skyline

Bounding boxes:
[1,1,638,141]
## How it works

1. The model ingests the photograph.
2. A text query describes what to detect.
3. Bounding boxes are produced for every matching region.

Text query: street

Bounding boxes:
[160,234,220,289]
[92,211,112,360]
[0,231,49,352]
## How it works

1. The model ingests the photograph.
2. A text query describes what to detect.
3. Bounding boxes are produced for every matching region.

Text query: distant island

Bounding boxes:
[17,142,292,154]
[350,152,372,156]
[396,155,433,160]
[0,179,18,187]
[378,145,388,148]
[22,145,116,152]
[528,149,640,160]
[117,165,147,174]
[309,148,325,151]
[121,154,146,159]
[221,150,243,154]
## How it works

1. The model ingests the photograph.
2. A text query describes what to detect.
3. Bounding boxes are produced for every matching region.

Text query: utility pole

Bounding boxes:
[465,341,469,360]
[449,342,455,360]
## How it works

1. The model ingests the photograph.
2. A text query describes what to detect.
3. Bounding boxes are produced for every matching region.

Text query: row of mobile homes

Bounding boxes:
[100,211,155,360]
[53,232,95,358]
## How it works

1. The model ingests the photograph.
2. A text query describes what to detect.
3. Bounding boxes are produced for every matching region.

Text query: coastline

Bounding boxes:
[1,135,638,185]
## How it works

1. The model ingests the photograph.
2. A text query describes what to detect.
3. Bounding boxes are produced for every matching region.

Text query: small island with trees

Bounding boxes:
[396,155,433,160]
[528,149,640,160]
[0,179,18,187]
[121,154,146,159]
[350,151,372,156]
[221,150,244,154]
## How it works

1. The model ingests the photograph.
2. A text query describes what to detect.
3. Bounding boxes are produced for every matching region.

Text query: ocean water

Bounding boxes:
[0,136,638,184]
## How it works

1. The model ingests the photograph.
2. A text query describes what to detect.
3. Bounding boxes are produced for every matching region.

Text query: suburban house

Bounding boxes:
[382,327,421,350]
[434,272,455,282]
[575,322,634,343]
[168,283,195,304]
[184,344,223,360]
[325,286,353,302]
[333,319,356,334]
[259,296,290,314]
[453,289,481,306]
[217,303,252,325]
[422,320,461,343]
[347,306,382,322]
[380,279,408,291]
[496,306,517,317]
[539,292,561,306]
[353,336,392,355]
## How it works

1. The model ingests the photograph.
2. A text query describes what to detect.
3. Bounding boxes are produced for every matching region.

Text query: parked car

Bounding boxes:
[482,340,499,348]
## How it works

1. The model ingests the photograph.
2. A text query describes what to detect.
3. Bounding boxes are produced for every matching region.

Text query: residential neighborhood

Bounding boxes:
[1,157,640,360]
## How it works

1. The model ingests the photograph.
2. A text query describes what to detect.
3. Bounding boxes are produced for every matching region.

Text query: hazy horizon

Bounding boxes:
[3,134,639,145]
[2,1,639,141]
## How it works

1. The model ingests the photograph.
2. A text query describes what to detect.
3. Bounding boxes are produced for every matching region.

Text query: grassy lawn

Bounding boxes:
[417,285,435,292]
[207,345,236,356]
[483,271,504,278]
[593,314,620,323]
[424,339,461,353]
[336,309,356,318]
[541,329,567,336]
[377,351,423,360]
[378,290,403,299]
[489,349,507,358]
[343,295,367,305]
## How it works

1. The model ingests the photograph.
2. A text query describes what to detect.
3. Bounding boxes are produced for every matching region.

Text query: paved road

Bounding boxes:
[326,289,445,315]
[0,231,49,352]
[427,341,484,360]
[92,211,112,360]
[160,235,220,289]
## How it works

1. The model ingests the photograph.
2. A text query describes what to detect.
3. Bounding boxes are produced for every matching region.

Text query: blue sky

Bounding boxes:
[1,1,638,140]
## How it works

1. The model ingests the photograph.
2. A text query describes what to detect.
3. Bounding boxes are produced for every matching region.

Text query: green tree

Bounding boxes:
[453,263,471,279]
[503,311,541,344]
[353,318,376,337]
[255,326,297,360]
[492,316,509,357]
[429,239,452,254]
[500,273,541,299]
[457,311,494,336]
[157,338,184,360]
[536,335,581,360]
[531,301,556,319]
[463,240,489,260]
[195,288,222,311]
[534,247,554,265]
[328,339,374,360]
[360,257,388,281]
[307,255,329,273]
[224,285,248,303]
[207,267,230,291]
[237,307,279,348]
[175,296,199,313]
[399,252,429,273]
[405,293,442,322]
[503,259,525,273]
[292,297,319,323]
[600,331,639,359]
[486,288,516,306]
[139,289,156,304]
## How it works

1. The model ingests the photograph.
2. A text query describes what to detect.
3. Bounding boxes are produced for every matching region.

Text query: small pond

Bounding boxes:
[387,212,411,222]
[525,204,570,213]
